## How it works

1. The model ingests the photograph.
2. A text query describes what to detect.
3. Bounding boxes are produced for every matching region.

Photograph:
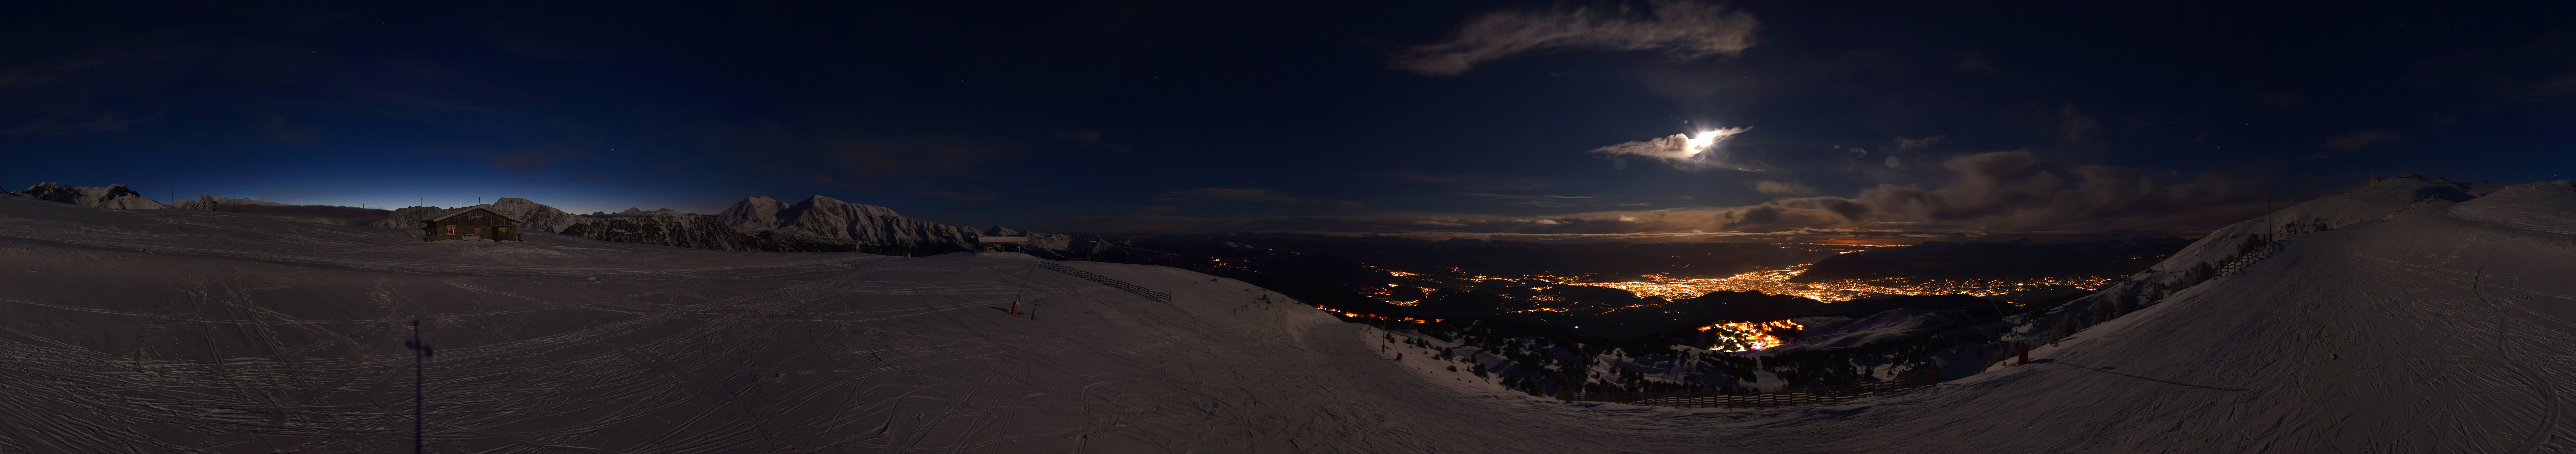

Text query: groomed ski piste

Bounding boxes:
[2,176,2573,453]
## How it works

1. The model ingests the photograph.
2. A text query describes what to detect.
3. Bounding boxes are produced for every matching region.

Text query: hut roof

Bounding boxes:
[426,204,525,223]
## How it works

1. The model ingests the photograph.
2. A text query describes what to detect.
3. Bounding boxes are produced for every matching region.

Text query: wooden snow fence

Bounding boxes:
[2215,241,2283,277]
[1032,261,1173,302]
[1556,372,1939,409]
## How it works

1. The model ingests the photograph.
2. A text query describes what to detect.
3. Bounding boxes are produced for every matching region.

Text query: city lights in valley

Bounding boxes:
[1526,265,2118,302]
[1344,261,2123,353]
[1702,319,1804,352]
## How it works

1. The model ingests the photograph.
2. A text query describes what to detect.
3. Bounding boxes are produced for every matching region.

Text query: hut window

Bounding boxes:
[445,226,457,235]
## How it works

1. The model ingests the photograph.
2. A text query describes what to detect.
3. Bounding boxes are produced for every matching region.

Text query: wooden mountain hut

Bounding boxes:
[421,205,524,242]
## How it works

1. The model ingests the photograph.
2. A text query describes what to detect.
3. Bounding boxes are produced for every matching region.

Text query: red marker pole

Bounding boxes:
[2017,343,2030,366]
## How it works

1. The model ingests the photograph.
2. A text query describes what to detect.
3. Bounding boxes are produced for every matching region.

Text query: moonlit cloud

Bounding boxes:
[1392,0,1759,77]
[1588,126,1750,165]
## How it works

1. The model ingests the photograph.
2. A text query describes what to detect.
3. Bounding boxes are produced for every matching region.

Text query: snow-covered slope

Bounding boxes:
[0,195,1701,452]
[9,182,166,209]
[2140,176,2505,289]
[1693,180,2576,452]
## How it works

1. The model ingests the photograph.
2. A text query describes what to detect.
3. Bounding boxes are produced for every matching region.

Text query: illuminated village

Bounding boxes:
[1336,261,2122,352]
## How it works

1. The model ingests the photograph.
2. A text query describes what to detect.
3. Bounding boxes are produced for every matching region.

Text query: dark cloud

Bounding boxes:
[2058,105,2100,143]
[1893,135,1946,150]
[3,111,133,135]
[1049,128,1101,145]
[1459,192,1596,208]
[2517,72,2576,102]
[1815,151,2290,231]
[912,190,1000,202]
[485,138,596,175]
[2257,91,2308,110]
[823,136,1024,178]
[1156,187,1319,205]
[1391,0,1758,77]
[2325,131,2401,151]
[570,172,644,186]
[1050,151,2294,238]
[0,36,206,136]
[1386,171,1552,191]
[264,116,317,145]
[1953,51,1999,75]
[1749,180,1814,195]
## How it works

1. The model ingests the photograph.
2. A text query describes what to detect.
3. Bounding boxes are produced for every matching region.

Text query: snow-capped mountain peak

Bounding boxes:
[9,182,168,209]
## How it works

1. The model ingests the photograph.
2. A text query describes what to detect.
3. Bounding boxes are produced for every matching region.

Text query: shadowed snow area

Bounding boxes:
[0,195,1706,453]
[3,181,2576,452]
[1753,181,2576,452]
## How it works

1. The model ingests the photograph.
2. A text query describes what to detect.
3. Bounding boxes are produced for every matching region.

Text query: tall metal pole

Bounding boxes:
[404,320,434,453]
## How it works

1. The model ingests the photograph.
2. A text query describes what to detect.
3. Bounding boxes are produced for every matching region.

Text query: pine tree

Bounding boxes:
[2048,315,2079,346]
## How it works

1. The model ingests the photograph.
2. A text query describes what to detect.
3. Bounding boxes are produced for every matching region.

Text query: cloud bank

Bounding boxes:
[2325,131,2401,150]
[1050,152,2295,242]
[1157,187,1318,205]
[1393,0,1759,77]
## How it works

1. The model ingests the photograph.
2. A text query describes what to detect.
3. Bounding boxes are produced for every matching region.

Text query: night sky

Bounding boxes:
[6,1,2573,240]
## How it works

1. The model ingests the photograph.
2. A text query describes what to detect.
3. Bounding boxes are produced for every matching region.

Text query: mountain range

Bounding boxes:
[8,182,167,209]
[353,195,1016,256]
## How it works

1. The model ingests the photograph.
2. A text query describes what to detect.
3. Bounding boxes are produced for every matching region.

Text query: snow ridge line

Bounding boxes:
[1031,261,1173,302]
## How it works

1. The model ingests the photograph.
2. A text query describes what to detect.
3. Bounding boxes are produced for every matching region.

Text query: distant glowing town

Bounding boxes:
[1336,263,2123,352]
[1530,266,2119,302]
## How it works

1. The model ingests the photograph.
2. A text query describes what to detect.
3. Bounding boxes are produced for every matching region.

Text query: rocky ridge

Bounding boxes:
[370,198,600,234]
[561,210,773,251]
[10,181,1029,256]
[715,195,985,254]
[9,183,167,209]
